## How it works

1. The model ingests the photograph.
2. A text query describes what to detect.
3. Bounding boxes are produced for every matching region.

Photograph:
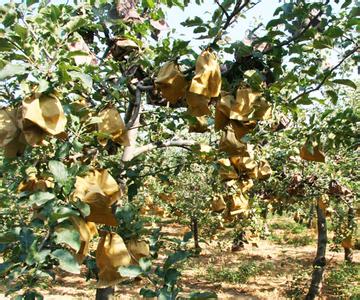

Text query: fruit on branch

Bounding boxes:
[155,61,188,104]
[96,232,131,288]
[98,107,130,146]
[73,169,122,226]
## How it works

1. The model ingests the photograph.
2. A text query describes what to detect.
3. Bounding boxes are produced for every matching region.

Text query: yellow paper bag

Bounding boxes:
[22,93,67,142]
[228,192,248,212]
[0,109,19,147]
[230,120,257,139]
[189,116,208,133]
[230,156,257,173]
[111,37,139,61]
[257,160,272,179]
[3,133,26,158]
[189,50,221,98]
[212,194,226,212]
[126,239,150,265]
[98,107,130,146]
[219,129,252,156]
[238,179,254,193]
[96,232,131,287]
[230,88,271,122]
[300,144,325,163]
[218,158,238,180]
[155,61,188,104]
[186,92,211,117]
[214,93,233,131]
[69,216,98,263]
[73,169,121,226]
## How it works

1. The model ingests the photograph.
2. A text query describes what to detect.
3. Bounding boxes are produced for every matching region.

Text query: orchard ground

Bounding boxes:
[1,215,358,300]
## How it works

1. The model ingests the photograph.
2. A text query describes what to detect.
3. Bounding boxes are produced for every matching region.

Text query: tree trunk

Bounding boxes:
[307,203,315,229]
[191,217,200,251]
[306,200,327,300]
[344,204,355,263]
[344,248,353,263]
[95,287,115,300]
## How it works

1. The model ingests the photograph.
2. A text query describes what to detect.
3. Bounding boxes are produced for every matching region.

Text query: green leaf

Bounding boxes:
[324,26,343,38]
[193,26,207,34]
[49,160,68,185]
[326,90,338,105]
[164,268,180,284]
[51,249,80,274]
[0,63,29,80]
[73,200,90,217]
[332,79,357,89]
[69,71,93,90]
[29,192,55,207]
[164,250,189,269]
[118,265,142,277]
[266,18,285,29]
[65,17,87,33]
[26,0,39,6]
[181,16,203,27]
[0,38,13,52]
[140,288,157,298]
[0,229,19,243]
[51,207,79,222]
[54,227,81,252]
[0,262,12,276]
[139,257,152,273]
[142,0,155,8]
[190,291,218,299]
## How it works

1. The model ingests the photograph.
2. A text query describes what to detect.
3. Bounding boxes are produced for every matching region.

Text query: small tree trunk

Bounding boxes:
[344,204,355,263]
[95,287,115,300]
[307,203,315,229]
[191,217,200,251]
[306,200,327,300]
[344,248,353,262]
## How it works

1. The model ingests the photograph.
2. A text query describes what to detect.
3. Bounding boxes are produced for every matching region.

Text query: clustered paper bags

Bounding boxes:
[155,50,221,132]
[213,156,272,215]
[0,93,67,157]
[73,170,150,287]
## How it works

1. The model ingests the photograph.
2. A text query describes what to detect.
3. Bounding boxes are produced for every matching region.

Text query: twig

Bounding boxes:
[210,0,251,47]
[214,0,230,19]
[288,46,359,103]
[18,10,53,61]
[131,139,197,159]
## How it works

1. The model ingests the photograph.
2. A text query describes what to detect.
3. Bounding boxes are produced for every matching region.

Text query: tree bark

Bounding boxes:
[344,204,355,263]
[307,203,315,229]
[191,217,200,251]
[95,287,115,300]
[306,200,327,300]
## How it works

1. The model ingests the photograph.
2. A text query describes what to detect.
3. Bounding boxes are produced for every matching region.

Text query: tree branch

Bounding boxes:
[263,1,329,54]
[126,83,146,129]
[211,0,251,47]
[130,139,197,160]
[289,46,359,103]
[214,0,230,19]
